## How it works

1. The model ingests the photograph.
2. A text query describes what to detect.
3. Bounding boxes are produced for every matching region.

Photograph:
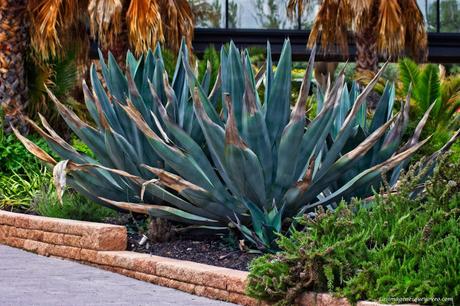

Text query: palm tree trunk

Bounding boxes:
[355,29,378,74]
[0,0,29,133]
[355,1,379,74]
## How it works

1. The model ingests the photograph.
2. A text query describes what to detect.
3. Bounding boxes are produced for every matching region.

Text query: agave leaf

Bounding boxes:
[46,87,114,164]
[36,115,87,161]
[294,74,346,183]
[314,64,391,180]
[193,89,239,194]
[142,165,239,218]
[107,52,128,101]
[275,49,315,188]
[98,197,157,214]
[120,99,215,190]
[126,50,140,77]
[241,62,273,189]
[261,41,273,115]
[265,39,292,146]
[53,160,69,204]
[389,101,437,185]
[243,51,262,109]
[127,69,154,128]
[172,39,189,92]
[140,179,225,219]
[157,105,229,198]
[288,116,398,207]
[293,89,338,181]
[255,62,266,89]
[430,128,460,160]
[224,95,266,207]
[201,61,212,94]
[224,43,246,129]
[82,80,102,129]
[89,64,123,133]
[369,82,395,134]
[409,101,436,147]
[104,130,142,177]
[27,117,128,190]
[385,88,411,148]
[99,197,221,226]
[333,84,351,138]
[11,126,57,165]
[140,50,156,105]
[208,67,222,108]
[181,54,222,125]
[304,137,430,211]
[148,206,221,226]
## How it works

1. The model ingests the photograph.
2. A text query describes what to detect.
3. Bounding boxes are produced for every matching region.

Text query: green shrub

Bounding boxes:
[0,130,49,176]
[0,167,52,209]
[70,135,95,158]
[247,155,460,305]
[0,118,54,209]
[198,45,220,87]
[33,188,116,222]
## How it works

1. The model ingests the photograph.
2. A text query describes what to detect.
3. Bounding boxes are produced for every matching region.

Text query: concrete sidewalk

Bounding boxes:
[0,245,234,306]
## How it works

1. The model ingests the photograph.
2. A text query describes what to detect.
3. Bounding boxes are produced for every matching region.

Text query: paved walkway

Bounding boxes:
[0,245,234,306]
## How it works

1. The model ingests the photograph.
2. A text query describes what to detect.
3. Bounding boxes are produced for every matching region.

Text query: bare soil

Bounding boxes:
[127,233,258,271]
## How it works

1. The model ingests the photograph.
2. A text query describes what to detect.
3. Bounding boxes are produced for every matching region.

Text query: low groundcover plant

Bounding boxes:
[246,154,460,305]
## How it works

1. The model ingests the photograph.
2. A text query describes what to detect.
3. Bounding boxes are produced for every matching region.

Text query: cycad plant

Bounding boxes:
[398,58,460,127]
[15,41,435,252]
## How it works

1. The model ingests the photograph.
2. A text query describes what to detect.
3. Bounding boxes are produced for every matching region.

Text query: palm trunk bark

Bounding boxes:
[355,1,379,74]
[0,0,29,133]
[355,28,378,74]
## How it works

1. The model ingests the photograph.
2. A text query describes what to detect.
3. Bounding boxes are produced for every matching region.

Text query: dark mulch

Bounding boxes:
[127,232,259,271]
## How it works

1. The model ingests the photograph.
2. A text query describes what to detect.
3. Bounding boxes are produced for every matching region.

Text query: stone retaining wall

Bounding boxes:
[0,210,419,306]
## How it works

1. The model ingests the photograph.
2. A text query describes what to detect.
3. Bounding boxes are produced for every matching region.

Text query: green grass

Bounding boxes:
[0,167,52,210]
[33,187,116,222]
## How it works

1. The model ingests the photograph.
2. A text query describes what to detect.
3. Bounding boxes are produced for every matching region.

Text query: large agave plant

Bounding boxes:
[15,40,437,252]
[13,41,217,206]
[121,41,436,251]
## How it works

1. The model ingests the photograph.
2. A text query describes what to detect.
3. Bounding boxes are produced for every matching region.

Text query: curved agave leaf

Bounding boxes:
[265,40,292,147]
[224,95,266,207]
[275,48,315,188]
[303,137,430,211]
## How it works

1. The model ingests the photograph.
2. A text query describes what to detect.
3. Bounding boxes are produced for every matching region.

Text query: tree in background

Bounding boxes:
[287,0,428,73]
[0,0,29,134]
[428,0,460,32]
[0,0,194,133]
[190,0,222,28]
[255,0,286,29]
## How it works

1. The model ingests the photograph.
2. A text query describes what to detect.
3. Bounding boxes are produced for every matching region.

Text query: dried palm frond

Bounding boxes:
[305,0,427,63]
[59,0,82,29]
[307,0,350,54]
[350,0,374,31]
[28,0,63,59]
[399,0,427,61]
[376,0,403,57]
[160,0,194,52]
[127,0,164,55]
[27,0,87,60]
[287,0,312,20]
[88,0,123,49]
